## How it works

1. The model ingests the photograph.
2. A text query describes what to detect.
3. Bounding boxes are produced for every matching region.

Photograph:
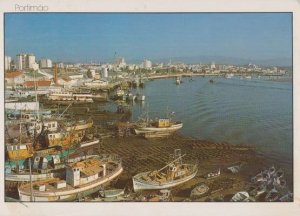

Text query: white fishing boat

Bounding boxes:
[5,154,98,182]
[132,149,197,191]
[230,191,250,202]
[134,115,183,137]
[135,93,145,101]
[190,183,209,198]
[206,168,221,179]
[18,154,123,201]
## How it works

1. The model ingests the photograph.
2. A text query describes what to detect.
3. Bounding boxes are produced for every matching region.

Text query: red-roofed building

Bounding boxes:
[5,71,25,86]
[23,80,52,89]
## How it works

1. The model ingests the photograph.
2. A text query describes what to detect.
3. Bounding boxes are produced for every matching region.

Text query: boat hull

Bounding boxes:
[132,168,197,191]
[18,167,123,202]
[134,123,183,135]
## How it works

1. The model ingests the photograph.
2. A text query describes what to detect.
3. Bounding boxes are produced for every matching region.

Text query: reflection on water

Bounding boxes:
[131,77,292,160]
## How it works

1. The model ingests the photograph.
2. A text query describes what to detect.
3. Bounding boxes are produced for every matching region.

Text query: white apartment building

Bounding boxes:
[16,53,38,70]
[5,56,11,71]
[39,59,53,68]
[143,59,152,69]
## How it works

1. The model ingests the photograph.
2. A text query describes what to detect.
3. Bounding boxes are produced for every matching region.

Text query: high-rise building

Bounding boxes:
[16,54,25,70]
[4,56,11,71]
[27,54,36,69]
[39,59,53,68]
[211,61,216,70]
[143,59,152,69]
[115,57,126,68]
[16,53,37,70]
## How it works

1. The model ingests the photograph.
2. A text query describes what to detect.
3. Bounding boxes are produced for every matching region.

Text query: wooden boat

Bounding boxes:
[265,188,280,202]
[134,118,183,137]
[5,154,99,182]
[132,149,197,191]
[206,168,221,179]
[18,154,123,201]
[230,191,250,202]
[190,183,209,198]
[6,143,34,161]
[63,119,93,132]
[99,189,125,198]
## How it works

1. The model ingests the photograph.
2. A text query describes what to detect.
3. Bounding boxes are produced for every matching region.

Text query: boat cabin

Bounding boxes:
[66,158,106,187]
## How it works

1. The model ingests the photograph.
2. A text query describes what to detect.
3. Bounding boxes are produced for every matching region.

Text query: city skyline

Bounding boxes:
[5,13,292,65]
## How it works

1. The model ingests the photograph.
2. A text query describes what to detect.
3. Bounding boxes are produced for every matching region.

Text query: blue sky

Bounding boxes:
[5,13,292,63]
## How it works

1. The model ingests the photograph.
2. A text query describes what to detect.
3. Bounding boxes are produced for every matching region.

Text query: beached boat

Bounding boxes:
[132,149,197,191]
[230,191,250,202]
[279,192,293,202]
[62,119,93,132]
[206,168,221,179]
[134,117,183,137]
[190,183,209,198]
[99,188,125,198]
[265,188,280,202]
[18,154,123,201]
[6,143,34,161]
[5,154,98,182]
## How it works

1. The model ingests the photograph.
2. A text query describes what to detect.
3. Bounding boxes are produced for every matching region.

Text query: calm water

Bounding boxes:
[130,76,293,161]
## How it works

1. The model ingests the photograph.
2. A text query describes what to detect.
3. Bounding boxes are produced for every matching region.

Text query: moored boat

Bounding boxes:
[134,117,183,138]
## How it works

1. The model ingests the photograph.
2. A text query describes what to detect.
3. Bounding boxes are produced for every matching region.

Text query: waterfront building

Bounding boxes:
[5,56,12,71]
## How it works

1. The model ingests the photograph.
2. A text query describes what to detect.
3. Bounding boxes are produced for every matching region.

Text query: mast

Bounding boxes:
[29,157,33,202]
[156,154,186,173]
[33,69,39,119]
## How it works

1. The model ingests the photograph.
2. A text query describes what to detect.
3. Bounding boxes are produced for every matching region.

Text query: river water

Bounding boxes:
[129,76,292,162]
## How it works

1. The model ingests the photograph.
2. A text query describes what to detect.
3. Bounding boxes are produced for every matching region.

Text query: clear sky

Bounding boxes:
[5,13,292,63]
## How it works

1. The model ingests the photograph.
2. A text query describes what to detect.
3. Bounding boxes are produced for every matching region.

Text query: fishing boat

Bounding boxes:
[18,154,123,201]
[230,191,250,202]
[98,188,125,198]
[265,188,280,202]
[62,119,93,132]
[132,149,197,191]
[6,143,34,161]
[175,76,182,85]
[134,114,183,138]
[126,93,136,101]
[279,192,293,202]
[135,93,145,101]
